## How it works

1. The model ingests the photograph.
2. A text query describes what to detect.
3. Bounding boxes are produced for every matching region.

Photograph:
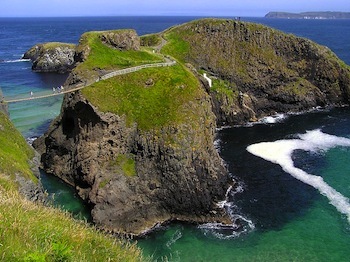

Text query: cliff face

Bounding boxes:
[35,90,229,235]
[163,19,350,125]
[23,42,76,73]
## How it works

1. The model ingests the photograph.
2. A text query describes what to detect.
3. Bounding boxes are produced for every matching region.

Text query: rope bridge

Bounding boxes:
[2,59,176,104]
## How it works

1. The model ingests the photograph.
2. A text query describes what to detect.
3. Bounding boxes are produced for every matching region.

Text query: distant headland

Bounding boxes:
[265,11,350,19]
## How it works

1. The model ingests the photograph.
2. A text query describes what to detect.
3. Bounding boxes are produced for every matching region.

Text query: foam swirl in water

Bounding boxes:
[247,129,350,223]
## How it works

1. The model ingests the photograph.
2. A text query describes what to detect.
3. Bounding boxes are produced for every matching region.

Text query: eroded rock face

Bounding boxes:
[34,90,230,236]
[23,43,76,73]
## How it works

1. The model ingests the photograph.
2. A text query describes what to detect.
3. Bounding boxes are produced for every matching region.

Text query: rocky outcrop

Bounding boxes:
[34,89,230,236]
[99,30,140,51]
[265,11,350,19]
[165,19,350,125]
[23,42,76,73]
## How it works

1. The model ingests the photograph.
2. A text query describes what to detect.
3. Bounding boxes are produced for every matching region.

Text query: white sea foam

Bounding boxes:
[2,58,31,63]
[259,113,287,124]
[166,229,183,249]
[247,129,350,223]
[198,214,255,240]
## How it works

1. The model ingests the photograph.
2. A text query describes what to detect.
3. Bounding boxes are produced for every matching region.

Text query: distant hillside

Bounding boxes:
[266,11,350,19]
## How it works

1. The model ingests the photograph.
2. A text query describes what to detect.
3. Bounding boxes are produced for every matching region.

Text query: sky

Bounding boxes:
[0,0,350,17]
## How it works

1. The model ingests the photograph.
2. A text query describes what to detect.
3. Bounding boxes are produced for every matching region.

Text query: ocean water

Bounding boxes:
[1,17,350,261]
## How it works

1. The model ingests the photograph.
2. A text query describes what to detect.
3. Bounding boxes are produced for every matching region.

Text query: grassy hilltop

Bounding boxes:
[74,29,203,131]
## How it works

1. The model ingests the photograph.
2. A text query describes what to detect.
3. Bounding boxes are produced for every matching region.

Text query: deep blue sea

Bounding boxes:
[1,17,350,261]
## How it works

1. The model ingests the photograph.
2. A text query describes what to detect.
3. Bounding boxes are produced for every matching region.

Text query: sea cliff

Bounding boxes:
[34,18,350,236]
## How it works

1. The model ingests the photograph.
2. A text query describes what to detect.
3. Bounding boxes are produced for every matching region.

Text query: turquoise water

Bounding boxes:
[1,17,350,261]
[40,170,92,221]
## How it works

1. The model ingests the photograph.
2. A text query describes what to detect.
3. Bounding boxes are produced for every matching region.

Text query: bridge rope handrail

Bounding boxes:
[3,58,176,103]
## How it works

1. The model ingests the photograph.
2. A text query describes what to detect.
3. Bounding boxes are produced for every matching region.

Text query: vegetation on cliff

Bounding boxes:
[0,112,144,261]
[0,111,35,181]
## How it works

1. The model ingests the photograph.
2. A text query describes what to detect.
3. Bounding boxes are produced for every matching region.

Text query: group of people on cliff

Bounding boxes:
[52,85,64,94]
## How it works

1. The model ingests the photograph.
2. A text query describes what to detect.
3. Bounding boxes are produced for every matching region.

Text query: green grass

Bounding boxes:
[162,31,191,63]
[140,34,162,47]
[82,63,200,130]
[115,154,136,177]
[211,78,239,100]
[42,42,76,49]
[0,180,144,261]
[77,31,163,71]
[0,112,35,182]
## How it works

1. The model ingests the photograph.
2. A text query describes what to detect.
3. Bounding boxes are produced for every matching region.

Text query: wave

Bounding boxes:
[198,214,255,240]
[26,137,38,146]
[166,229,183,249]
[259,113,287,124]
[1,58,31,63]
[247,129,350,223]
[209,178,254,239]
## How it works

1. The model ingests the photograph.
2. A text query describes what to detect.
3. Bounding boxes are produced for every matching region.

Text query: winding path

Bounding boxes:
[3,58,176,104]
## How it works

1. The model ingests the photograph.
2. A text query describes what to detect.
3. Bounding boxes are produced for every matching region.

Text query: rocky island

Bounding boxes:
[23,42,76,73]
[31,18,350,236]
[265,11,350,19]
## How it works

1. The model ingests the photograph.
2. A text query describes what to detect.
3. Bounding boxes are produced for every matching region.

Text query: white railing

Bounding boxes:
[100,60,176,80]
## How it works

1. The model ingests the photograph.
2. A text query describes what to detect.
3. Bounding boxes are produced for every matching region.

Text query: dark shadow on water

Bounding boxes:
[40,169,92,222]
[37,72,69,88]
